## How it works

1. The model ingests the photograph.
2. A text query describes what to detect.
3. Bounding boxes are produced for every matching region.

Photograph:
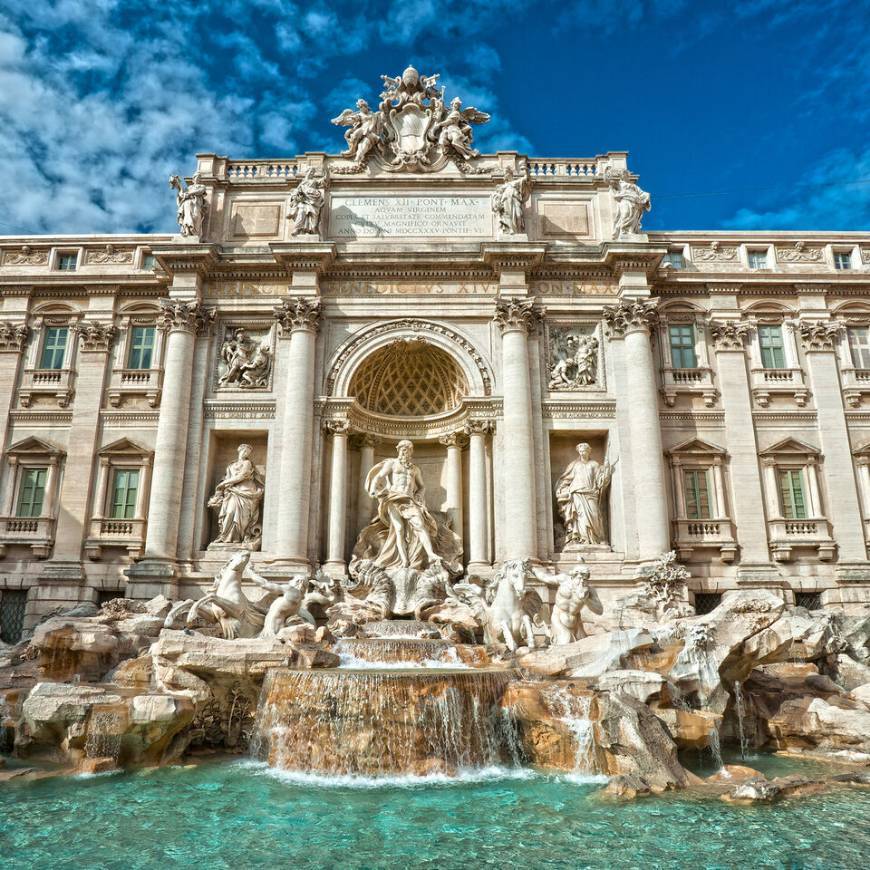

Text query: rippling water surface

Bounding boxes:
[1,756,869,869]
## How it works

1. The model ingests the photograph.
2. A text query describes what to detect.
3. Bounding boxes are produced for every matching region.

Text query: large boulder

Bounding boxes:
[517,629,655,678]
[29,619,123,681]
[742,608,837,665]
[594,670,667,704]
[767,695,870,755]
[834,654,870,691]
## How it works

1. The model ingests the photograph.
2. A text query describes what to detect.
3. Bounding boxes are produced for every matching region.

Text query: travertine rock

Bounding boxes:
[835,654,870,691]
[594,670,666,703]
[518,629,654,678]
[767,695,870,754]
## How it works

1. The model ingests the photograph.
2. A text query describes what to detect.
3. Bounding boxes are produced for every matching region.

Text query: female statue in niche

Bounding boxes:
[555,442,614,547]
[208,443,265,550]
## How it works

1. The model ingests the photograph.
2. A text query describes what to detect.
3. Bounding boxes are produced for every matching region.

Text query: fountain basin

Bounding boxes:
[253,668,521,776]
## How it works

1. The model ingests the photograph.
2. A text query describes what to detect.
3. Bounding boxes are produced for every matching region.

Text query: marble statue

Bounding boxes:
[186,551,268,639]
[431,97,490,161]
[169,172,207,237]
[253,578,316,638]
[549,330,599,390]
[555,443,615,547]
[353,440,457,572]
[208,444,265,549]
[452,559,538,652]
[287,168,327,236]
[492,166,531,235]
[607,168,650,238]
[331,67,490,172]
[532,564,604,644]
[218,328,272,388]
[331,99,384,167]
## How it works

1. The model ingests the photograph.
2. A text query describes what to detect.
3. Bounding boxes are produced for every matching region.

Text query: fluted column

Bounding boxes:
[494,298,540,560]
[464,420,493,571]
[797,320,866,561]
[144,300,213,560]
[439,431,467,550]
[274,297,321,562]
[324,420,350,571]
[355,434,378,537]
[603,299,670,559]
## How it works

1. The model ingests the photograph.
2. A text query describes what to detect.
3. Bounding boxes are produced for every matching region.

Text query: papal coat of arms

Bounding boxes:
[331,65,490,173]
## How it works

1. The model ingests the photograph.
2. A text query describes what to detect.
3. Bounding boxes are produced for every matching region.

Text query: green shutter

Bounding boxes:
[684,470,711,519]
[15,468,47,518]
[39,327,68,370]
[779,470,807,520]
[111,469,139,519]
[759,326,786,369]
[669,324,697,369]
[128,327,155,370]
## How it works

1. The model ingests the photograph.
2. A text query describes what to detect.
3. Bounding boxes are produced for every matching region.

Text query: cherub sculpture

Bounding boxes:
[331,99,384,166]
[432,97,490,161]
[532,564,603,645]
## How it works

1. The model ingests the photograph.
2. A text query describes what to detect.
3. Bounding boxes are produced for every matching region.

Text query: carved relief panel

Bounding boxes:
[214,322,276,392]
[546,323,603,392]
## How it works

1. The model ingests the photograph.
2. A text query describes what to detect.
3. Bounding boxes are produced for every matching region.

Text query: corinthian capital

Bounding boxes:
[0,321,29,353]
[493,297,541,335]
[158,299,215,335]
[709,319,753,352]
[75,320,117,353]
[795,319,844,352]
[274,296,322,334]
[463,419,494,437]
[322,419,350,436]
[602,299,659,338]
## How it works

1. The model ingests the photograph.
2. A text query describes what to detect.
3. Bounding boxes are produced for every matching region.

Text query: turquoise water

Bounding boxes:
[1,757,869,869]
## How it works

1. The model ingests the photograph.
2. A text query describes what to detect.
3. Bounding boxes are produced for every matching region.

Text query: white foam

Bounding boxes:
[235,760,536,789]
[336,653,469,670]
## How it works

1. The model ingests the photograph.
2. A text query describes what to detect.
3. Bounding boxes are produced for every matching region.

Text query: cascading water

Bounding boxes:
[334,638,489,668]
[733,680,749,760]
[544,686,599,775]
[251,667,521,776]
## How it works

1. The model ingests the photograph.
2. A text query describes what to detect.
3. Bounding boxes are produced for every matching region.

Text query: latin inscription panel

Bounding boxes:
[328,194,492,239]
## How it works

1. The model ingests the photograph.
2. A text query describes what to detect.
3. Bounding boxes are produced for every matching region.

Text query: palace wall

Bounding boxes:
[2,151,870,634]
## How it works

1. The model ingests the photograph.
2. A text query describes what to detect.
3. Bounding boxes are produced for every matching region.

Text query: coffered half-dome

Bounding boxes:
[349,339,468,417]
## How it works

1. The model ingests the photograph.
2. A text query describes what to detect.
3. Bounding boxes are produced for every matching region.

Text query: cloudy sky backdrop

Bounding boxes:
[0,0,868,234]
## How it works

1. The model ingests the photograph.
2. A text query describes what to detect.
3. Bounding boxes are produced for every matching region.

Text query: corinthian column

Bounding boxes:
[464,420,493,571]
[144,300,214,561]
[355,434,378,538]
[439,431,467,552]
[274,297,321,562]
[494,297,540,560]
[324,420,350,572]
[603,299,670,559]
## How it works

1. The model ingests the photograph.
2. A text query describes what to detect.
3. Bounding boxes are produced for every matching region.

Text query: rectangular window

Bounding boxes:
[833,251,853,270]
[683,469,711,519]
[663,252,685,270]
[747,250,768,269]
[848,327,870,369]
[15,468,47,518]
[127,326,155,370]
[0,590,28,644]
[668,324,698,368]
[110,468,139,519]
[56,252,78,271]
[39,326,68,370]
[778,469,808,520]
[758,325,786,368]
[141,254,157,271]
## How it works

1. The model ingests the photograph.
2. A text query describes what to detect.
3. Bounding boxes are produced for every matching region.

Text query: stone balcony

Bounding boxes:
[107,367,163,408]
[672,518,737,563]
[750,367,809,408]
[0,516,55,558]
[660,366,718,408]
[840,366,870,409]
[84,517,147,560]
[18,368,75,408]
[768,517,835,562]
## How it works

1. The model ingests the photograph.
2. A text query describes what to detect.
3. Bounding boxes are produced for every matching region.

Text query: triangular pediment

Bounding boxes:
[6,436,63,457]
[759,437,819,457]
[97,437,151,458]
[853,442,870,457]
[668,437,726,456]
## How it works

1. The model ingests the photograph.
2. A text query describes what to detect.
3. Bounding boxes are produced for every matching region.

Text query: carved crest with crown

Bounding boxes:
[331,65,490,173]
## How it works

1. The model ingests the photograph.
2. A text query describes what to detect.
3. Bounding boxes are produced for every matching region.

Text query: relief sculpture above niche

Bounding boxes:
[548,325,601,391]
[216,326,273,390]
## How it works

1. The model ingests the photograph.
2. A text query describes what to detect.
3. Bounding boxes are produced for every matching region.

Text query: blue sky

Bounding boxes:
[0,0,868,235]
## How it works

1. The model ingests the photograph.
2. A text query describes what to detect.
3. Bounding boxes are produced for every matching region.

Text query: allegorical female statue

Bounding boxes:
[555,443,614,547]
[491,165,531,235]
[208,444,265,549]
[287,168,327,236]
[351,440,461,574]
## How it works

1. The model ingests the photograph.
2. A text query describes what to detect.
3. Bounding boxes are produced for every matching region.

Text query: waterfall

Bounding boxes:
[252,669,520,776]
[708,723,724,770]
[334,638,486,668]
[545,686,598,774]
[733,680,748,760]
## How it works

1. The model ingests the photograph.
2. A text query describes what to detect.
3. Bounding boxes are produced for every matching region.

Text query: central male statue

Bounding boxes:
[351,440,462,574]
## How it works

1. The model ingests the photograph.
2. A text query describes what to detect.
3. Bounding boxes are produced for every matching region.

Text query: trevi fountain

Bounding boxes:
[1,68,870,868]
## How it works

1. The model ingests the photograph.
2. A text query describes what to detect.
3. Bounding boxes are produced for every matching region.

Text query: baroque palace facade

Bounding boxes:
[1,68,870,637]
